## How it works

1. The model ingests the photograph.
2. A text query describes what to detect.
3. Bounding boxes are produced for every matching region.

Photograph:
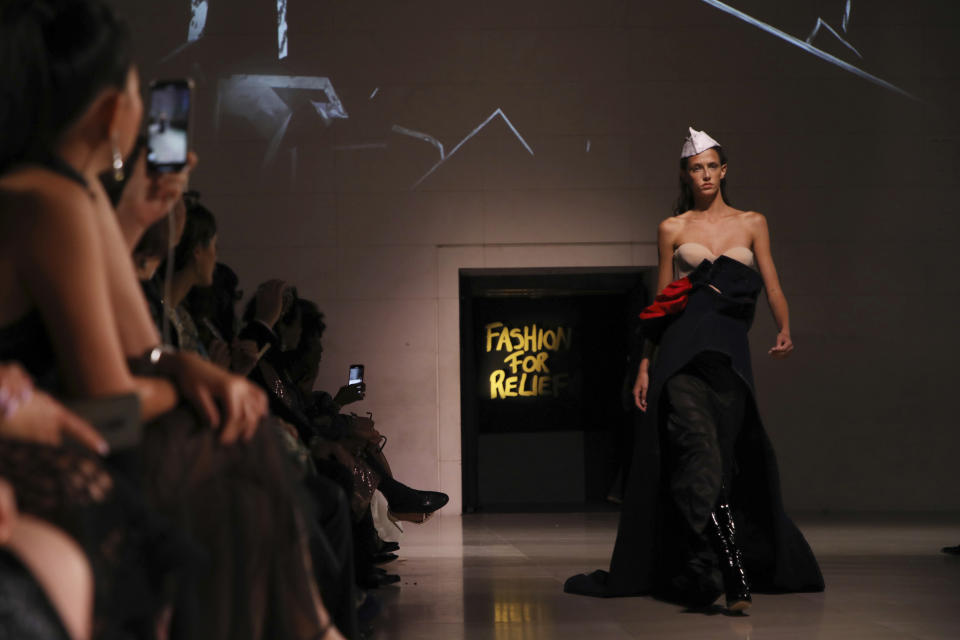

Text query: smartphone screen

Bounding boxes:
[146,79,192,172]
[348,364,364,386]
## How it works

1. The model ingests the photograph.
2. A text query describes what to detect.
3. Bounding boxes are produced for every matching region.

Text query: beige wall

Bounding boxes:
[124,0,960,512]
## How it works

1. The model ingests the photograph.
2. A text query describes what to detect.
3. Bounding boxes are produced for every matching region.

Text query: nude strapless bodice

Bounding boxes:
[673,242,755,279]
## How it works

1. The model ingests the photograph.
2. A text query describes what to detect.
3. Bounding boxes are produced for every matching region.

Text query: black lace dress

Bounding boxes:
[0,164,325,640]
[0,311,184,640]
[0,548,72,640]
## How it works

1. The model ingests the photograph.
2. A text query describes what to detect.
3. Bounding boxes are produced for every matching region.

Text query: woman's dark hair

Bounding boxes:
[0,0,132,173]
[186,262,241,344]
[133,211,170,263]
[295,299,326,350]
[173,200,217,271]
[673,145,730,215]
[283,299,326,387]
[242,284,300,326]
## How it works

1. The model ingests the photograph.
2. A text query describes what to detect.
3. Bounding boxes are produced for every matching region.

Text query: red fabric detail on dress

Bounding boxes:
[639,277,693,319]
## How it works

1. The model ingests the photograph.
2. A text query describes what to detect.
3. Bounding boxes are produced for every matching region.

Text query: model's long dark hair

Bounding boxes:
[673,145,730,215]
[0,0,131,174]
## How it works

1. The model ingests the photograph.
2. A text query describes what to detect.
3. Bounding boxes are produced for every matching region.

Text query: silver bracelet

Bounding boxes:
[148,344,177,365]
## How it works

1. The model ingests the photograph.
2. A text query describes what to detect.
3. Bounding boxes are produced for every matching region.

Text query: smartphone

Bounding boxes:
[348,364,364,387]
[146,79,193,172]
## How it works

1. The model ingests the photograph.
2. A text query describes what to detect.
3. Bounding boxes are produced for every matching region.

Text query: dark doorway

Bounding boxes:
[460,267,654,512]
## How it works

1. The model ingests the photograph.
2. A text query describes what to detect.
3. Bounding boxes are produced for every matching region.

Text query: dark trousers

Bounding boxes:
[663,351,747,536]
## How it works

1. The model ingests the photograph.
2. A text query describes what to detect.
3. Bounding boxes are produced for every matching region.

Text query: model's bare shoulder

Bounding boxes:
[659,215,684,236]
[657,214,686,245]
[742,210,768,230]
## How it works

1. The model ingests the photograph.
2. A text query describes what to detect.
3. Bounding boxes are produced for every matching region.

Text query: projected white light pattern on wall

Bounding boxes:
[391,125,445,160]
[394,108,535,189]
[188,0,208,42]
[699,0,917,100]
[806,1,860,59]
[215,74,348,166]
[277,0,288,59]
[806,17,861,59]
[161,0,208,61]
[177,1,288,60]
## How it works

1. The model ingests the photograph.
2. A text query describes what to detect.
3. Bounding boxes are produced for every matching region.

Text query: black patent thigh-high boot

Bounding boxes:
[709,493,752,612]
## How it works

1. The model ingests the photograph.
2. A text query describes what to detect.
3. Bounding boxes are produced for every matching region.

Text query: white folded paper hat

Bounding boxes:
[680,126,721,159]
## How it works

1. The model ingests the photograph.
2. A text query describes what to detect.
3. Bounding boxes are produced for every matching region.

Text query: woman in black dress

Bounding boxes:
[565,127,824,611]
[0,1,343,637]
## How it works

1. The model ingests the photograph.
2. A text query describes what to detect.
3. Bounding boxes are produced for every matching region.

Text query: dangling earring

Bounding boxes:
[111,140,124,182]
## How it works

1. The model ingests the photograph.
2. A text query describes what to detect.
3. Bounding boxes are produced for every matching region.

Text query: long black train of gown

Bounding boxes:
[565,256,824,599]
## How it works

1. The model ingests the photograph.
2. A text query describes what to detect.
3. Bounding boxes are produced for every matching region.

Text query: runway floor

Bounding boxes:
[370,511,960,639]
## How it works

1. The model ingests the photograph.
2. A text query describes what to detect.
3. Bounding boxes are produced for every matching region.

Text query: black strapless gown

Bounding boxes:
[565,257,824,601]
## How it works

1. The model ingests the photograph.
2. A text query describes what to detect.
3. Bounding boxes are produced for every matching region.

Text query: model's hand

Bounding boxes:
[768,330,794,359]
[171,351,267,444]
[333,383,365,406]
[632,367,650,412]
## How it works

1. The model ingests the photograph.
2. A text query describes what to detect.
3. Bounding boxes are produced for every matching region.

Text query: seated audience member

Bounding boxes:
[108,137,194,253]
[108,137,193,334]
[155,199,219,358]
[187,276,363,634]
[0,364,108,640]
[185,262,265,376]
[0,364,100,640]
[0,477,93,640]
[285,299,450,524]
[186,262,241,346]
[237,291,394,587]
[0,1,343,638]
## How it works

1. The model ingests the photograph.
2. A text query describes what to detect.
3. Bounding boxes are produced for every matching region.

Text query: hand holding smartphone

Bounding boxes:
[334,365,366,406]
[146,79,193,173]
[348,364,364,387]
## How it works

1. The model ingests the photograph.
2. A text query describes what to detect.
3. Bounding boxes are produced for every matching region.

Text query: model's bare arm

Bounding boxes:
[749,212,793,358]
[656,217,681,294]
[634,218,682,410]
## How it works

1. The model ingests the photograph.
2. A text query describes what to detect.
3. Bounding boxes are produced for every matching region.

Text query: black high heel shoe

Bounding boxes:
[379,477,449,522]
[709,493,751,612]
